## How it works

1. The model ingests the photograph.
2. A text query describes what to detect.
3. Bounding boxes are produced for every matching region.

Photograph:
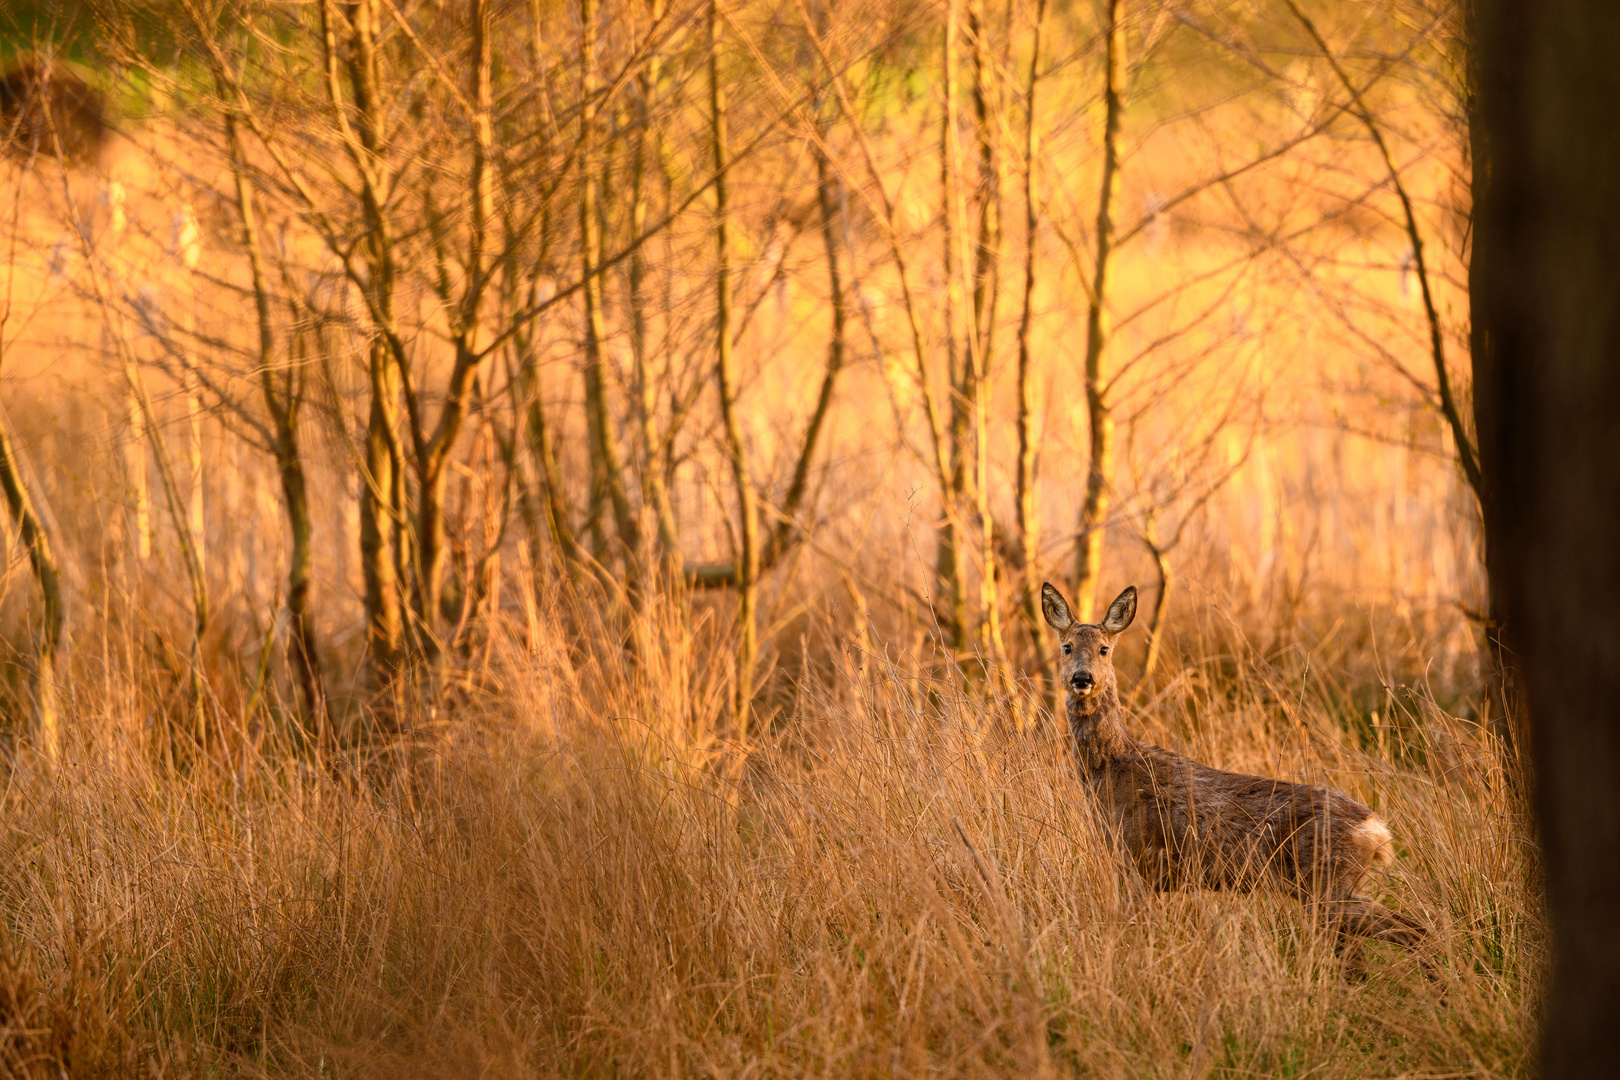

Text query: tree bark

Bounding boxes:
[800,15,952,527]
[1015,0,1049,697]
[764,126,846,567]
[1074,0,1125,622]
[360,341,403,672]
[710,0,760,739]
[967,0,1005,667]
[630,0,682,575]
[936,0,968,650]
[580,0,639,564]
[126,386,151,559]
[322,0,407,678]
[410,0,497,650]
[0,412,63,759]
[1474,0,1620,1070]
[1463,0,1523,768]
[1141,534,1171,685]
[124,356,209,745]
[222,107,328,742]
[682,114,847,590]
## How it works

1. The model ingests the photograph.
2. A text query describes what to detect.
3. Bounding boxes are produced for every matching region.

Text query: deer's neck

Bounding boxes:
[1067,686,1134,774]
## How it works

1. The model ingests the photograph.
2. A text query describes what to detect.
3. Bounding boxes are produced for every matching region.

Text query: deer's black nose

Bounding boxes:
[1070,672,1093,691]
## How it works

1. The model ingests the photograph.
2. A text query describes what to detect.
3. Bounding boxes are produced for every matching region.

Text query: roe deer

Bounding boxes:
[1041,581,1426,965]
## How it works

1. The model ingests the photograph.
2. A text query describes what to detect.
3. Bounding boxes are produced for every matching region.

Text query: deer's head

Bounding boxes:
[1041,583,1137,705]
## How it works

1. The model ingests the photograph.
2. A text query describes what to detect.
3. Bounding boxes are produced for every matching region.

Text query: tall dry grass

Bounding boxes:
[0,581,1538,1077]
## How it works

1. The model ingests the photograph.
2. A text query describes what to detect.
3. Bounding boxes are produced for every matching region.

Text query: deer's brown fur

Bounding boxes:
[1042,582,1426,960]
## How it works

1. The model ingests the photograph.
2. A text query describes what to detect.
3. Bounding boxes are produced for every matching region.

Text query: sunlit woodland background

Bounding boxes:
[0,0,1536,1075]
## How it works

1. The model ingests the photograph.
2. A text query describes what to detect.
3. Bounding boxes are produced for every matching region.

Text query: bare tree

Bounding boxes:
[580,0,641,568]
[1122,405,1259,686]
[219,103,329,742]
[1070,0,1127,624]
[936,0,968,650]
[708,0,761,736]
[1013,0,1049,692]
[0,243,63,757]
[966,0,1006,668]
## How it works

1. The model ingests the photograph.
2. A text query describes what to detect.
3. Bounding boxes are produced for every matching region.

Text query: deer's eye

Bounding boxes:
[1099,646,1109,656]
[1062,644,1072,655]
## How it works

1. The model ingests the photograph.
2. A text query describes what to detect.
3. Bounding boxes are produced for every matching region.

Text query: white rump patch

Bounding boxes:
[1357,815,1395,865]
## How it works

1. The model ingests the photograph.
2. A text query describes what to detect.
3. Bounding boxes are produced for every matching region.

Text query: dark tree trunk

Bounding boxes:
[1464,0,1525,773]
[1475,0,1620,1071]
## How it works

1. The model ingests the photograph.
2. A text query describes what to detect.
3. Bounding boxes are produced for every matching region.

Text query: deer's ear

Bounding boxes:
[1041,582,1076,632]
[1101,586,1138,635]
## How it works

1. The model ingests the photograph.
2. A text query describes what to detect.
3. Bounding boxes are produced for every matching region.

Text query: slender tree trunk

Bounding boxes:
[580,0,639,564]
[514,3,569,592]
[1287,0,1482,502]
[788,24,850,572]
[360,342,403,672]
[968,0,1005,666]
[222,107,328,741]
[771,131,846,563]
[124,357,209,745]
[185,375,204,580]
[802,17,952,521]
[1474,0,1620,1068]
[1015,0,1049,695]
[127,386,150,558]
[936,0,968,651]
[1287,1,1514,756]
[415,463,454,647]
[710,0,760,738]
[510,262,583,581]
[278,423,324,735]
[1141,535,1171,685]
[521,344,581,568]
[0,154,63,756]
[685,111,848,588]
[630,0,681,575]
[508,345,553,592]
[1074,0,1125,621]
[412,0,496,649]
[0,413,63,759]
[324,0,409,678]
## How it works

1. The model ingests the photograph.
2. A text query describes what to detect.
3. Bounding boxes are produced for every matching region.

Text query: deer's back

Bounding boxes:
[1087,743,1387,898]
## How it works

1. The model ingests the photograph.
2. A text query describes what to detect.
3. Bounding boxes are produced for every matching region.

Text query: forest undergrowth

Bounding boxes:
[0,581,1540,1078]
